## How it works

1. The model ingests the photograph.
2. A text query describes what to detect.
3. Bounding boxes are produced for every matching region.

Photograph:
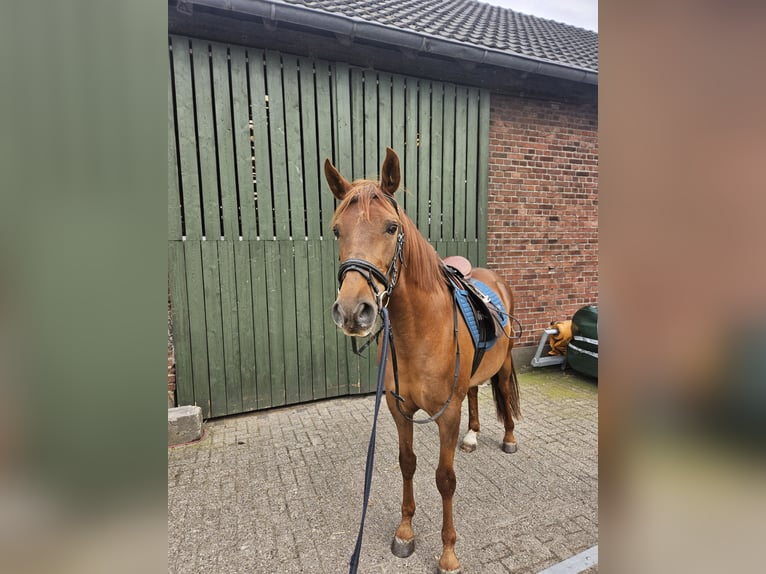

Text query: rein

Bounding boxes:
[348,307,391,574]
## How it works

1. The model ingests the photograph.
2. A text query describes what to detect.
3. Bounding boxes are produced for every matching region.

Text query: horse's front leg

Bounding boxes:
[388,400,417,558]
[436,406,463,573]
[460,385,480,452]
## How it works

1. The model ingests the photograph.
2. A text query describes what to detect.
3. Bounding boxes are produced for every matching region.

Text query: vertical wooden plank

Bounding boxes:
[168,53,182,240]
[279,241,300,404]
[465,87,480,243]
[367,338,377,395]
[434,240,447,259]
[265,51,291,240]
[403,76,419,215]
[171,37,202,239]
[307,239,328,400]
[333,62,352,176]
[211,43,239,239]
[468,239,479,266]
[283,55,306,238]
[454,240,466,259]
[453,86,468,241]
[300,57,321,240]
[316,60,335,238]
[234,241,258,412]
[249,48,274,239]
[218,240,242,414]
[250,240,272,408]
[429,81,444,241]
[350,68,365,179]
[450,240,458,258]
[183,241,211,416]
[363,70,378,178]
[378,72,392,164]
[360,343,375,395]
[350,346,366,395]
[264,240,285,406]
[201,240,227,416]
[294,240,314,402]
[328,63,349,395]
[391,75,406,181]
[168,242,193,405]
[322,238,343,395]
[477,89,491,267]
[417,80,432,235]
[441,83,456,241]
[191,39,221,239]
[449,240,459,260]
[229,46,258,239]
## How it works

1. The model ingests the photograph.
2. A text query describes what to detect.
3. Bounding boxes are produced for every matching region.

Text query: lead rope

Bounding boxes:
[348,306,391,574]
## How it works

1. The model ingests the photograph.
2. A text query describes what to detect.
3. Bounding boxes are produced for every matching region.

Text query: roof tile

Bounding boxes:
[283,0,596,71]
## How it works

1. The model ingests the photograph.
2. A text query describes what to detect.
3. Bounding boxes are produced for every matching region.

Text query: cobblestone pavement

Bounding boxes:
[168,366,598,573]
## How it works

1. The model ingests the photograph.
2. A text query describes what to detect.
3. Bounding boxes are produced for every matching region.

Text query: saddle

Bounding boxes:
[442,256,508,375]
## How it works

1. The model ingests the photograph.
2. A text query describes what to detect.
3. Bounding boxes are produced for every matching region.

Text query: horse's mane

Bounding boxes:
[331,181,448,291]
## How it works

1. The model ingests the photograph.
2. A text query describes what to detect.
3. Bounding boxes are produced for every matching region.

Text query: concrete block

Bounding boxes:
[168,405,203,446]
[513,345,537,372]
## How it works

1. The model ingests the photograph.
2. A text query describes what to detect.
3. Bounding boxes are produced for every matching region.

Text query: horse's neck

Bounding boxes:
[387,271,451,340]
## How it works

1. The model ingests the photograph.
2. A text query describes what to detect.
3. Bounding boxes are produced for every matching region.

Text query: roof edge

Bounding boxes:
[187,0,598,85]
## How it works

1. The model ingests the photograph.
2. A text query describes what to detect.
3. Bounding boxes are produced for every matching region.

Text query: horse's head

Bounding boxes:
[325,147,403,337]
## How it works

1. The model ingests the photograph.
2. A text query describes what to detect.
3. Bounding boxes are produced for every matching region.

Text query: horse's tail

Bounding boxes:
[491,358,522,423]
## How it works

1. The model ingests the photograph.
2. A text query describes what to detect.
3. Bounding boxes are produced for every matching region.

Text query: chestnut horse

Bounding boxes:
[326,148,520,574]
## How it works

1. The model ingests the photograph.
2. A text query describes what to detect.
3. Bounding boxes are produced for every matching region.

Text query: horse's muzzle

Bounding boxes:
[332,299,377,336]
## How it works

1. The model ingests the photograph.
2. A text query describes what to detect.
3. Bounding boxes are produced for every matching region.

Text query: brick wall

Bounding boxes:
[487,94,598,347]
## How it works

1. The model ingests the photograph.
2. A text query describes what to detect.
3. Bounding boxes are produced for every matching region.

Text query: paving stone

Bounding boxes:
[168,367,597,573]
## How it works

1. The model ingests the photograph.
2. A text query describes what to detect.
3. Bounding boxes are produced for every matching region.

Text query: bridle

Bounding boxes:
[336,196,405,310]
[336,229,404,311]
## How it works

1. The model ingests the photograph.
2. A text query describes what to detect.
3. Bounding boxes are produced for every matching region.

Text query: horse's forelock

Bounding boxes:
[331,181,391,225]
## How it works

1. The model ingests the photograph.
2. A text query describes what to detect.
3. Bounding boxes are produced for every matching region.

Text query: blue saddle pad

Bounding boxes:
[453,279,508,352]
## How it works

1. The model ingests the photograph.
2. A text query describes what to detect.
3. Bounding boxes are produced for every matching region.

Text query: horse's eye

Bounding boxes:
[386,223,398,235]
[332,226,340,238]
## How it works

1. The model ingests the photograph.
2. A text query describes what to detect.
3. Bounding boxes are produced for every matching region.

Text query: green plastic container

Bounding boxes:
[567,305,598,379]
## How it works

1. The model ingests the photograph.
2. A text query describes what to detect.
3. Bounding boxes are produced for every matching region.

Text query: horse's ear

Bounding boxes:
[380,147,400,196]
[324,159,352,200]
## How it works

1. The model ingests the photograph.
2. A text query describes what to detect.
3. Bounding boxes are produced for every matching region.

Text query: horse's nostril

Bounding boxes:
[356,302,376,326]
[331,301,344,327]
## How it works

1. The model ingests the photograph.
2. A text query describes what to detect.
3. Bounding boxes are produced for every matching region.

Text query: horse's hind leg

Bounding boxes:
[492,352,521,453]
[390,413,417,558]
[460,386,480,452]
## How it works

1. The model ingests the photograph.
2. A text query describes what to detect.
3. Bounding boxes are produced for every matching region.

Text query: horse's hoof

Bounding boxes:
[460,430,478,453]
[391,536,415,558]
[502,441,518,453]
[437,567,462,574]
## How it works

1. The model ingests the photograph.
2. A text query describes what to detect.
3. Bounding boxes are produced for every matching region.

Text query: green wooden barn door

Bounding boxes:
[168,35,489,417]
